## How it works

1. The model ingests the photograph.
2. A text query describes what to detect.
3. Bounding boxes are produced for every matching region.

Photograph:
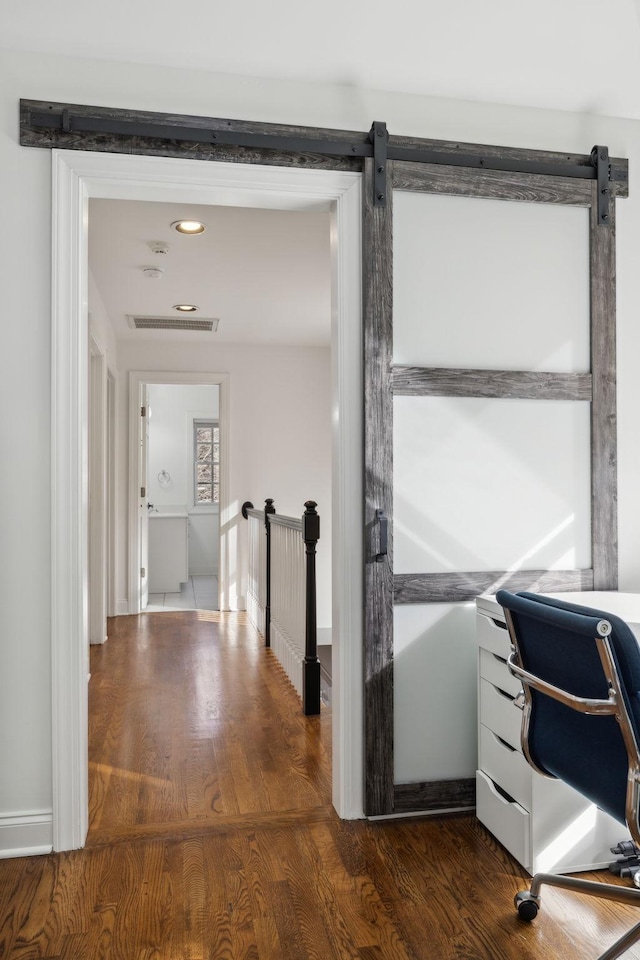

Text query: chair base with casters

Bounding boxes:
[496,590,640,960]
[610,840,640,881]
[515,873,640,960]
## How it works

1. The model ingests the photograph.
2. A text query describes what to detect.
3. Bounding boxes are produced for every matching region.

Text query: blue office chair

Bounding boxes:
[496,589,640,960]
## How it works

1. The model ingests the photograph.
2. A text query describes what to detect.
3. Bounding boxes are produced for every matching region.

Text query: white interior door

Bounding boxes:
[140,385,149,610]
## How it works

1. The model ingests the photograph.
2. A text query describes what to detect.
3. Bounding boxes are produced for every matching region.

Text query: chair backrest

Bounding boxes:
[495,590,640,831]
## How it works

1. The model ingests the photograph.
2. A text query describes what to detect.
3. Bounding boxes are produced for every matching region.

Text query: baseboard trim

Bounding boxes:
[115,600,129,616]
[0,810,53,859]
[188,565,218,577]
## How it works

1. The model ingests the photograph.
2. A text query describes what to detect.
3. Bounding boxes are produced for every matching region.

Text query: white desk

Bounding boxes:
[476,591,640,876]
[477,591,640,638]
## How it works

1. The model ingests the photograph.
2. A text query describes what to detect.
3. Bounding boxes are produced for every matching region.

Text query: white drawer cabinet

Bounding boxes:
[476,595,629,875]
[148,514,189,593]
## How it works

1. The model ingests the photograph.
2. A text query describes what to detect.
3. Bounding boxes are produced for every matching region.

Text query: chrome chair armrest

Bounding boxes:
[506,652,618,716]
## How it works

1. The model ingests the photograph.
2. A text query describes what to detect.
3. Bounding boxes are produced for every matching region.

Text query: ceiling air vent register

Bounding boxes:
[127,315,219,332]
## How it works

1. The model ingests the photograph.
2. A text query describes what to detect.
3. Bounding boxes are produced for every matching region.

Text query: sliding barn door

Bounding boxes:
[363,157,618,817]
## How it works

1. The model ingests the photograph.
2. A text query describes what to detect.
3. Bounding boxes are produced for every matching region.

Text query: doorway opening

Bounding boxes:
[125,370,230,615]
[52,150,364,852]
[143,382,221,613]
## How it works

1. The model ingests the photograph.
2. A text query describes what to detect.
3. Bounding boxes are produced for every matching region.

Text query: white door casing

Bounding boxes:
[139,386,149,611]
[51,149,364,851]
[88,333,108,644]
[107,369,118,619]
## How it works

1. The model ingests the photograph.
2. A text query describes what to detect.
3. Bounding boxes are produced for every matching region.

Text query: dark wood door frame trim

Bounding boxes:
[363,159,395,816]
[20,99,628,199]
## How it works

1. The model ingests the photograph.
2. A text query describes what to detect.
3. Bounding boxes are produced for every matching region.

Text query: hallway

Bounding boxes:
[87,610,332,846]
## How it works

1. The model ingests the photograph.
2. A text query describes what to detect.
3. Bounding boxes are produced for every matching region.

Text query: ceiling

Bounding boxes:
[14,1,640,347]
[88,200,332,346]
[4,0,640,119]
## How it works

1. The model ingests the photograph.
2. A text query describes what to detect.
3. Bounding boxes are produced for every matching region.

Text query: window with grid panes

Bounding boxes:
[194,420,219,505]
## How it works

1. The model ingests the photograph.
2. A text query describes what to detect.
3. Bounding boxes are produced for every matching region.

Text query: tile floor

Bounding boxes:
[146,575,219,612]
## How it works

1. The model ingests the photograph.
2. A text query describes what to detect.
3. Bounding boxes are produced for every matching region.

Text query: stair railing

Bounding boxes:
[242,499,321,716]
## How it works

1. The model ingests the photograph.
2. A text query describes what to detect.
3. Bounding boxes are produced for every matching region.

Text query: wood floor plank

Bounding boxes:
[181,836,206,960]
[1,856,60,957]
[315,821,423,959]
[57,932,93,959]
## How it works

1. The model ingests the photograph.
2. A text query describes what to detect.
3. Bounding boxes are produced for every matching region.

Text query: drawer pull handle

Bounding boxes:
[514,690,525,711]
[492,683,516,702]
[492,730,516,753]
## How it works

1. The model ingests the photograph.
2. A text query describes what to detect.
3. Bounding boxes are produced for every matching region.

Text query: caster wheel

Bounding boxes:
[611,840,637,857]
[515,890,539,922]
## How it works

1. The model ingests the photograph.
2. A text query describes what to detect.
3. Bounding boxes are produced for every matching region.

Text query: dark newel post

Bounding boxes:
[302,501,321,716]
[264,498,275,647]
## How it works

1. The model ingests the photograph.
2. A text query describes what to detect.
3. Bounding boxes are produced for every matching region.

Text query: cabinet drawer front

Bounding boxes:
[479,724,531,811]
[477,612,511,659]
[476,770,530,871]
[479,647,522,699]
[480,678,523,752]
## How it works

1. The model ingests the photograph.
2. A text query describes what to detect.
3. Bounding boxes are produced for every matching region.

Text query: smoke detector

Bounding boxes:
[148,241,169,255]
[141,265,165,279]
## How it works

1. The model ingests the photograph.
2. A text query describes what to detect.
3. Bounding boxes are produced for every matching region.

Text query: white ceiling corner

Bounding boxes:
[10,1,640,347]
[3,0,640,119]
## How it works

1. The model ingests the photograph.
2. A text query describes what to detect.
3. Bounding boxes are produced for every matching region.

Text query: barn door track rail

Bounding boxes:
[20,100,628,217]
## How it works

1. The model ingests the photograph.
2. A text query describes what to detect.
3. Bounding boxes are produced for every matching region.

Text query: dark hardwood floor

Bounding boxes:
[87,611,332,845]
[1,610,640,958]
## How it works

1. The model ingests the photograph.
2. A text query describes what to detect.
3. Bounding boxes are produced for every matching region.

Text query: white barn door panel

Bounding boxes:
[363,150,623,817]
[391,194,592,789]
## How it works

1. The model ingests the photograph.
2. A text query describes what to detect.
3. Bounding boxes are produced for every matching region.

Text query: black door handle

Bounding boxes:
[375,509,387,562]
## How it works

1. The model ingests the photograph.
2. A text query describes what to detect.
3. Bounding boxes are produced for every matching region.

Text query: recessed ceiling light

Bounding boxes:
[170,220,206,235]
[173,303,199,312]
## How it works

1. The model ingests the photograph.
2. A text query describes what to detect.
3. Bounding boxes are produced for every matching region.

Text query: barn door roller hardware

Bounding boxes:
[591,145,612,225]
[22,101,625,215]
[371,121,388,207]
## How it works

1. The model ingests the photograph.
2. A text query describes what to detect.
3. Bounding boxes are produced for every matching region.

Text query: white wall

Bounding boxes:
[3,47,640,851]
[88,269,117,367]
[118,341,332,619]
